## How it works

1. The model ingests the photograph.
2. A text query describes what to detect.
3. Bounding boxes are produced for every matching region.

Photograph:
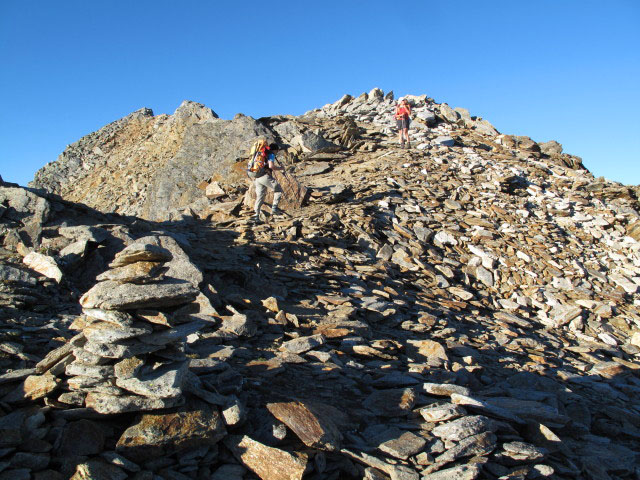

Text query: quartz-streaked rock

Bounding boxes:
[23,252,63,282]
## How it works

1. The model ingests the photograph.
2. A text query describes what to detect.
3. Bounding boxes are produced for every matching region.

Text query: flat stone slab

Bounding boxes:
[431,415,496,442]
[85,392,183,414]
[224,435,308,480]
[0,368,36,385]
[83,320,153,344]
[266,401,342,451]
[80,279,199,310]
[115,359,187,399]
[421,403,467,422]
[3,373,59,403]
[116,408,226,461]
[279,334,326,354]
[378,430,428,460]
[109,242,172,268]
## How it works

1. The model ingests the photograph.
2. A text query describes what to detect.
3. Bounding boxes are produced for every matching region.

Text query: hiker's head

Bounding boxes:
[269,143,280,152]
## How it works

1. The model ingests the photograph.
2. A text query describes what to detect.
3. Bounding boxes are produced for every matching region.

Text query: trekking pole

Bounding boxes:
[274,157,294,182]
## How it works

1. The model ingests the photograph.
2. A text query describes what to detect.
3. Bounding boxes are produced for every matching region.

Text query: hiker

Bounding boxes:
[394,97,412,148]
[249,141,284,223]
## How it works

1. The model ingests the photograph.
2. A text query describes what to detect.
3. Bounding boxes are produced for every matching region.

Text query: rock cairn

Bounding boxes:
[56,235,202,414]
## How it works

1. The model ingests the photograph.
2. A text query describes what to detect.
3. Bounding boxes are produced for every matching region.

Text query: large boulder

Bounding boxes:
[540,140,563,155]
[0,186,50,247]
[438,104,460,124]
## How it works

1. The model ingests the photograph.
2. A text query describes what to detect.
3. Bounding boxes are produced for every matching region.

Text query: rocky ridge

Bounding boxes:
[1,88,639,479]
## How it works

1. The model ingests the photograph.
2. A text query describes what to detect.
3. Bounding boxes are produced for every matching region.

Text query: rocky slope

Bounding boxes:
[2,89,639,479]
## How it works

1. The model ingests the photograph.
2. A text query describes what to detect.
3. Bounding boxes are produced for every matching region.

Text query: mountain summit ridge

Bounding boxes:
[1,88,638,478]
[30,89,595,221]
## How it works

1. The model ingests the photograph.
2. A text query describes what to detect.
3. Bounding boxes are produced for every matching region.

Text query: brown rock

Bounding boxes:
[116,407,226,460]
[266,401,342,451]
[96,261,165,283]
[224,435,308,480]
[3,373,59,402]
[70,459,127,480]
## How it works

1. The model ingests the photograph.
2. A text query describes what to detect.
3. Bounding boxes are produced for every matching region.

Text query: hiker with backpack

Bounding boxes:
[394,97,412,148]
[247,139,284,224]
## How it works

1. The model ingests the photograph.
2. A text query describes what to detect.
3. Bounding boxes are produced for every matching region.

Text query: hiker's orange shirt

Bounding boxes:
[395,104,411,119]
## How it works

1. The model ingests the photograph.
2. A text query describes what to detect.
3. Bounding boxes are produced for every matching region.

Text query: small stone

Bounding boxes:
[421,403,467,422]
[431,415,496,442]
[109,242,172,268]
[280,334,326,354]
[378,431,427,460]
[23,251,63,282]
[70,459,127,480]
[3,373,59,402]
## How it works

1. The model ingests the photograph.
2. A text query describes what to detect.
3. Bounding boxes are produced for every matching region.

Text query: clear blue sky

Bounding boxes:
[1,0,639,187]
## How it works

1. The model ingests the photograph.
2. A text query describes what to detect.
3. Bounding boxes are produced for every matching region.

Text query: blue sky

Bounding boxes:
[1,0,639,187]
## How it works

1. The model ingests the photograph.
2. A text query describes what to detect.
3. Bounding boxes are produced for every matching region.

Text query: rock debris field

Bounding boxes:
[1,88,640,479]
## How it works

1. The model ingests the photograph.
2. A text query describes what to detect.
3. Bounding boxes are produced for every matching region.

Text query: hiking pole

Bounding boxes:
[274,156,295,182]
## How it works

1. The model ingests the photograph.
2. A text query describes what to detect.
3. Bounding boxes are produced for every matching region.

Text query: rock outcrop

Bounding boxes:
[2,89,639,479]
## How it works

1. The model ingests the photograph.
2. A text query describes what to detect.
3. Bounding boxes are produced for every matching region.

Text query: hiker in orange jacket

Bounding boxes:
[394,98,412,148]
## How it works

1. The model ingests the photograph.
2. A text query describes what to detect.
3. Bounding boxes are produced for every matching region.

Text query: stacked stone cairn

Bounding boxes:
[58,235,203,414]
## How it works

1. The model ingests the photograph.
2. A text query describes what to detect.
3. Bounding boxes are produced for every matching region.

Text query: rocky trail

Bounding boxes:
[1,89,639,479]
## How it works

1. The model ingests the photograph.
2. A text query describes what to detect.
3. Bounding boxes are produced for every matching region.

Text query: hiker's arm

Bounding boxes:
[268,160,283,171]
